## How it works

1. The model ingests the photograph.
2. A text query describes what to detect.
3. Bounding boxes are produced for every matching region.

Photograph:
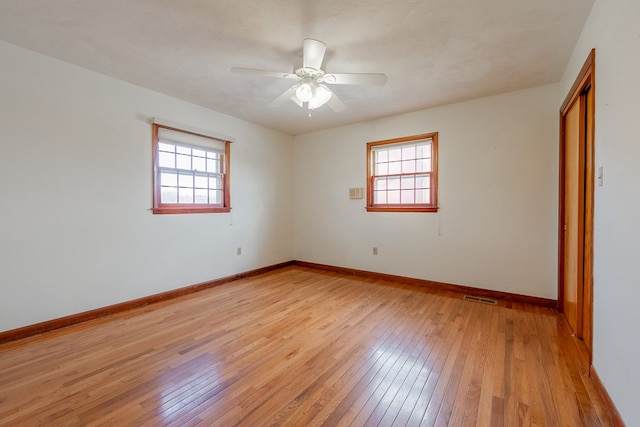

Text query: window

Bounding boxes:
[366,132,438,212]
[152,124,230,214]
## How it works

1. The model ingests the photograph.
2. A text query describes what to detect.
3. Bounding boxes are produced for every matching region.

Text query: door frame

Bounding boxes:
[558,49,595,360]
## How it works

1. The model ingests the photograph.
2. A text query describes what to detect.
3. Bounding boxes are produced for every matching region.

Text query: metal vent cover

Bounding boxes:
[463,295,498,305]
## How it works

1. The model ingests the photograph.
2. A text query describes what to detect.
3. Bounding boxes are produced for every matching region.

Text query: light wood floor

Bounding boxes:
[0,266,614,426]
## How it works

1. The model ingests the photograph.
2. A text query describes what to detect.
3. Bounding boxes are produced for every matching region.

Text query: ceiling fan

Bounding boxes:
[231,39,387,115]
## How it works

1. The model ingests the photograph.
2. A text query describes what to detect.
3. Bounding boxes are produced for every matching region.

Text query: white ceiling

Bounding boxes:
[0,0,593,135]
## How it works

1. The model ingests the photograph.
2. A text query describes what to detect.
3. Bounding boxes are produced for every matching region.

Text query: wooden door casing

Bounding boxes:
[558,49,595,358]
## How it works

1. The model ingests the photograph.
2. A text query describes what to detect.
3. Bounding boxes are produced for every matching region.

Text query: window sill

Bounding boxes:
[152,206,231,215]
[366,206,438,213]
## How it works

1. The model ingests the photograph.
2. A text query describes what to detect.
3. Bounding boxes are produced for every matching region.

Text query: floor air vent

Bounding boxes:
[463,295,498,305]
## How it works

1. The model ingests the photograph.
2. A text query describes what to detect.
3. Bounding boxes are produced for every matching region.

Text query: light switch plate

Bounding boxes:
[597,166,603,187]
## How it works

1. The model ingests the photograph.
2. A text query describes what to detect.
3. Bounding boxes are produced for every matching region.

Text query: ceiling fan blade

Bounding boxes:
[303,39,326,72]
[290,96,303,107]
[268,85,299,108]
[327,91,347,112]
[231,67,297,80]
[323,73,387,86]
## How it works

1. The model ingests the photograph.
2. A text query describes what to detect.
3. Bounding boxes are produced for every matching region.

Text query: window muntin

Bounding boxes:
[366,133,438,212]
[152,124,230,214]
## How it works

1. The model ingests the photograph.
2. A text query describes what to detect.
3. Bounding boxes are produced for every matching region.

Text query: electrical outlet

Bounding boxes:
[237,247,242,256]
[373,247,378,255]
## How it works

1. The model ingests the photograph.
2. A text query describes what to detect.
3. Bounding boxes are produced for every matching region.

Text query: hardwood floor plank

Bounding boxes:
[368,294,443,426]
[0,267,615,426]
[449,303,492,426]
[405,300,468,426]
[356,296,439,425]
[280,297,412,426]
[474,310,499,427]
[268,300,411,425]
[318,290,430,426]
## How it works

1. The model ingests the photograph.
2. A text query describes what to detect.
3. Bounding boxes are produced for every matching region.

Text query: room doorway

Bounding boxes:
[558,49,595,359]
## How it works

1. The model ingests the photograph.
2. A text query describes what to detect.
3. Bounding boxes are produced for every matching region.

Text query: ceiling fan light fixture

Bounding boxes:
[295,83,313,102]
[309,84,332,109]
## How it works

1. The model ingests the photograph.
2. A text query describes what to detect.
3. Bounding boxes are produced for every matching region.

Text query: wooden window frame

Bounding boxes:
[366,132,438,213]
[152,123,231,214]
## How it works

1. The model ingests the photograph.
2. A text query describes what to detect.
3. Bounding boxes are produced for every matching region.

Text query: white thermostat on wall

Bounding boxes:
[349,187,364,199]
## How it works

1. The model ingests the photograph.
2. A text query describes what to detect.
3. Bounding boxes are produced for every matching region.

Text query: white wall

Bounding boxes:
[560,0,640,425]
[293,84,560,299]
[0,41,294,333]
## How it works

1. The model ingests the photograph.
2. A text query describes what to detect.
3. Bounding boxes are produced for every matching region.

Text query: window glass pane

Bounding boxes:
[376,150,388,162]
[159,152,175,168]
[388,177,400,190]
[194,189,208,204]
[374,177,387,191]
[176,146,191,155]
[209,176,221,190]
[401,189,415,204]
[416,175,430,189]
[161,187,177,204]
[209,190,221,204]
[207,158,219,173]
[161,172,177,187]
[401,160,416,173]
[192,149,205,158]
[178,188,193,204]
[375,163,388,175]
[417,143,431,158]
[176,154,191,170]
[193,156,206,171]
[388,161,401,175]
[387,190,400,204]
[158,142,175,152]
[178,173,193,188]
[417,158,431,172]
[374,191,386,204]
[388,148,402,161]
[402,145,416,160]
[401,176,415,190]
[194,175,208,189]
[416,188,430,204]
